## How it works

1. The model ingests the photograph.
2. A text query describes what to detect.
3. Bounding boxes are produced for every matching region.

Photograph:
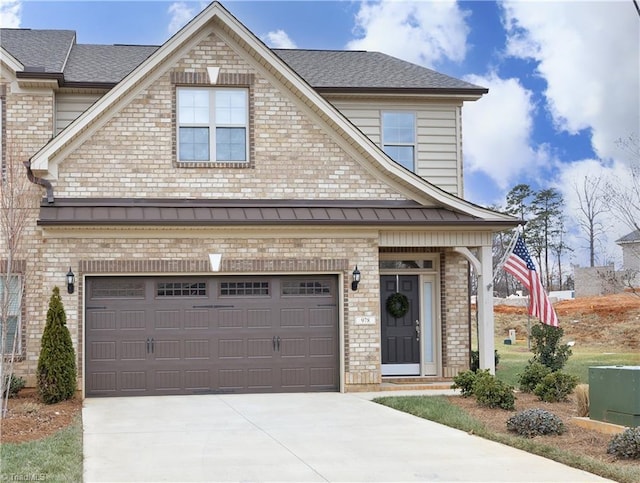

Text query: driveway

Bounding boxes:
[83,392,611,482]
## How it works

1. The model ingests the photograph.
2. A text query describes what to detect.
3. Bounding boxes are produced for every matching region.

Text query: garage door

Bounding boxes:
[85,276,339,396]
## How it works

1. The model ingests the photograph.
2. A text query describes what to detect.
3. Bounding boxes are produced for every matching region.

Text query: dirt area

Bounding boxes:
[1,388,82,443]
[1,293,638,455]
[447,391,639,471]
[493,293,640,350]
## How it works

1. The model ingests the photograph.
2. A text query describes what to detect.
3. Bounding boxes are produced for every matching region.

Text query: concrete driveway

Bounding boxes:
[83,392,611,482]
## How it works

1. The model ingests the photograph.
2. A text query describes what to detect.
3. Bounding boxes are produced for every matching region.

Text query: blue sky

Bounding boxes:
[2,0,639,268]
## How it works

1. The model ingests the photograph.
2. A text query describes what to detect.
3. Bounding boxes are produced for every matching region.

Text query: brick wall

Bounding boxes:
[54,32,404,201]
[442,250,470,376]
[13,232,383,389]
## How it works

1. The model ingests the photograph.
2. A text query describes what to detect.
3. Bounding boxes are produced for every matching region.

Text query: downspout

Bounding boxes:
[23,160,54,203]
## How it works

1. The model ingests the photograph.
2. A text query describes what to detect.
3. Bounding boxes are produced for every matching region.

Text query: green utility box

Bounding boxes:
[589,366,640,427]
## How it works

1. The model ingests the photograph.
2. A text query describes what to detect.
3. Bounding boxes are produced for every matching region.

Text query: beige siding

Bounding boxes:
[329,99,463,196]
[55,93,101,134]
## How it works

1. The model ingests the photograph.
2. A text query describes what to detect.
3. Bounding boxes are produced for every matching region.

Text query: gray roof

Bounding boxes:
[64,44,159,84]
[37,198,514,227]
[274,49,485,92]
[1,27,485,92]
[0,29,75,72]
[616,230,640,244]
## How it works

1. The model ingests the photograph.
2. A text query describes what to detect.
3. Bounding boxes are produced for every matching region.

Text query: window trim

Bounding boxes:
[0,271,24,357]
[177,87,248,164]
[381,110,416,172]
[170,72,255,169]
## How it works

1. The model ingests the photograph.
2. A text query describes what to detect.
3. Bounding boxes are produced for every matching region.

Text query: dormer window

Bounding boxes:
[177,87,248,163]
[382,111,415,171]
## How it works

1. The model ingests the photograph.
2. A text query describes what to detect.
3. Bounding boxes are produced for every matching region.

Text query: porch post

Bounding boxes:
[477,245,495,374]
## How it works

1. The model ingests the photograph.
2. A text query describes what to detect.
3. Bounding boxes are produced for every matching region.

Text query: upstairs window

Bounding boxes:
[177,88,248,163]
[382,111,415,171]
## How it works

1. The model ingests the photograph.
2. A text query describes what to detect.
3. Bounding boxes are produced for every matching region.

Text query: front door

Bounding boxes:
[380,275,420,375]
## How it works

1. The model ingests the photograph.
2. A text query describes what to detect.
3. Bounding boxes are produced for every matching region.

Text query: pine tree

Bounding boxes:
[37,286,77,404]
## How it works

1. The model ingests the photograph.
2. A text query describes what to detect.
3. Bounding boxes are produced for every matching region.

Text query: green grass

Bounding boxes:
[494,341,640,387]
[0,415,83,482]
[375,395,640,483]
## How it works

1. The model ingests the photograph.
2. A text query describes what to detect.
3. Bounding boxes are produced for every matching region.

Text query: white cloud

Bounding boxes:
[263,29,297,49]
[462,72,551,190]
[0,0,21,28]
[167,2,198,35]
[346,0,469,67]
[502,1,640,162]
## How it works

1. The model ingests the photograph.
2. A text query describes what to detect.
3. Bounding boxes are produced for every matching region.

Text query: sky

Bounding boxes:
[1,0,639,270]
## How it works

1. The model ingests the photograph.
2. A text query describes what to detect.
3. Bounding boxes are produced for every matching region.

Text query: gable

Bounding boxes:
[27,1,516,223]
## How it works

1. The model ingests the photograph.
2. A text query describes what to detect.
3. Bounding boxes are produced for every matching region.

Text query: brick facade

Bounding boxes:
[2,22,484,393]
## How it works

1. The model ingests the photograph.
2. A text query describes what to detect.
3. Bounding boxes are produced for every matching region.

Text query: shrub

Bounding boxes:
[37,287,77,404]
[530,323,572,371]
[473,370,516,410]
[470,350,500,372]
[607,427,640,460]
[452,370,477,397]
[517,361,552,393]
[533,371,579,403]
[575,384,589,417]
[2,374,26,398]
[506,408,566,438]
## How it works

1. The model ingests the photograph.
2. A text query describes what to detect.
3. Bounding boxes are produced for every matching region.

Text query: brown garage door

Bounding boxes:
[85,276,339,397]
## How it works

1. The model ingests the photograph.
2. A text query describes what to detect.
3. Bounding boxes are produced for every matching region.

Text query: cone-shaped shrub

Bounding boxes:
[37,286,77,404]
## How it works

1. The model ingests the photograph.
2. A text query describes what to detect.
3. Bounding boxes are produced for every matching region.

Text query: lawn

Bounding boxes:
[0,415,83,482]
[493,339,640,386]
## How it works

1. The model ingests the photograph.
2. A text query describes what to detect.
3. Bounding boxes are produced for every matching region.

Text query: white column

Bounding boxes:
[477,245,495,374]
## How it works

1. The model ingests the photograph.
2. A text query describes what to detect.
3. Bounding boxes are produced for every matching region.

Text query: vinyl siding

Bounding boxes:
[55,93,102,134]
[329,99,463,196]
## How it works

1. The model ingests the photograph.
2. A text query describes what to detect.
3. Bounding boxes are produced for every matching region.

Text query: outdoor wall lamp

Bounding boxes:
[66,267,75,294]
[351,266,361,291]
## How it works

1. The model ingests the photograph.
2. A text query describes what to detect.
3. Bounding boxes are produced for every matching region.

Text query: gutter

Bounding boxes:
[23,160,54,204]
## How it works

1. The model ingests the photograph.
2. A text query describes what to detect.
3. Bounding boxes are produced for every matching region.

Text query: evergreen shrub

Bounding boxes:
[37,287,77,404]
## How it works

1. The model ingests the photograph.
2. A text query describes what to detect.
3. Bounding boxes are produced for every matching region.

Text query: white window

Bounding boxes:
[177,88,248,163]
[0,275,22,354]
[382,111,416,171]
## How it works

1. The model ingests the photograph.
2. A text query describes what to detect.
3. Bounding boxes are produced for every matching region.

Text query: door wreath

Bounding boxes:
[386,292,409,318]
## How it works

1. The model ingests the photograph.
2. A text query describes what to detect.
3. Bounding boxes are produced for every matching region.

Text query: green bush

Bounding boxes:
[533,371,579,403]
[452,370,477,397]
[473,370,516,410]
[518,361,552,393]
[530,323,572,371]
[607,427,640,460]
[2,373,26,398]
[37,286,77,404]
[506,408,566,438]
[470,350,500,372]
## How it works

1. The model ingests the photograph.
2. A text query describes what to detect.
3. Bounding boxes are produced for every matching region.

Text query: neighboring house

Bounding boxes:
[0,2,517,397]
[617,230,640,272]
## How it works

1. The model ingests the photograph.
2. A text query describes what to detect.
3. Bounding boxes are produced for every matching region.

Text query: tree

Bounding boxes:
[573,175,608,267]
[1,143,32,418]
[530,188,565,289]
[606,134,640,235]
[37,287,77,404]
[505,184,534,223]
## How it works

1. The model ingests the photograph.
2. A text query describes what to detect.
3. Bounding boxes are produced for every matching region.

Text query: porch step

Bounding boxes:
[380,377,454,392]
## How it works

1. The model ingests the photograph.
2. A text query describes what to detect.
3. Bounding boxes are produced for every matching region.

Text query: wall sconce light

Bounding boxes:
[351,265,361,291]
[66,267,75,294]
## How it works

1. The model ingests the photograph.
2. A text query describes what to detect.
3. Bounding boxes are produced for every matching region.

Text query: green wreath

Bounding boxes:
[386,292,409,318]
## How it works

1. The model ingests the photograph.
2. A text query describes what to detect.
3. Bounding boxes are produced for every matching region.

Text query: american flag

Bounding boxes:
[503,235,559,327]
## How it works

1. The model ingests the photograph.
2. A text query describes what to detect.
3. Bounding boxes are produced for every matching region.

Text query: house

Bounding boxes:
[0,2,517,397]
[617,230,640,272]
